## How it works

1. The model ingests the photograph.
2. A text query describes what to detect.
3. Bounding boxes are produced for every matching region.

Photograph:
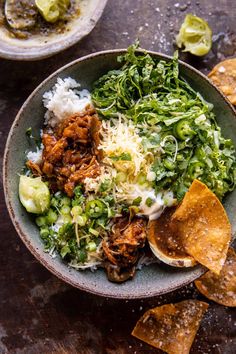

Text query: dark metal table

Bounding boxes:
[0,1,236,353]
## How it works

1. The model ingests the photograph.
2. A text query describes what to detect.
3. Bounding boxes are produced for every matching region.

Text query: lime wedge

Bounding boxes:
[176,14,212,56]
[35,0,70,23]
[19,175,50,214]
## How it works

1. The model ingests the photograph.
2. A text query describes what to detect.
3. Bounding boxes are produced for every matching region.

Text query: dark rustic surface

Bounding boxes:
[1,0,236,353]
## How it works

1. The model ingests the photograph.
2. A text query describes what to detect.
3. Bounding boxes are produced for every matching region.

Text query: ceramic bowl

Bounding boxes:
[0,0,108,60]
[3,50,236,298]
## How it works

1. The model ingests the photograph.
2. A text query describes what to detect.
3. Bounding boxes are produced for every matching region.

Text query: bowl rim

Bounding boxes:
[0,0,108,61]
[3,49,236,299]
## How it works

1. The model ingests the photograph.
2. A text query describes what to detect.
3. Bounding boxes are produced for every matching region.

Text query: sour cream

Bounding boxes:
[118,184,176,220]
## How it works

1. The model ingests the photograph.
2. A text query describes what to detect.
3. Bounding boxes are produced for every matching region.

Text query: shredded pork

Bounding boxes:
[27,106,102,196]
[103,218,147,281]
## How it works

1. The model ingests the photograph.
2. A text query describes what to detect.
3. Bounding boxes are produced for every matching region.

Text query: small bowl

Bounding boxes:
[0,0,108,60]
[3,50,236,299]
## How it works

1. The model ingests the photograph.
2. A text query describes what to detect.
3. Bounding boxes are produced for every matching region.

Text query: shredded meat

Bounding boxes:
[26,160,42,177]
[42,135,68,164]
[102,218,147,282]
[27,106,102,196]
[104,263,136,283]
[64,157,101,196]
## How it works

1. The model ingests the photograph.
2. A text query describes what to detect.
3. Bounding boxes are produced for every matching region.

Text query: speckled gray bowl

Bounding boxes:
[3,50,236,299]
[0,0,108,60]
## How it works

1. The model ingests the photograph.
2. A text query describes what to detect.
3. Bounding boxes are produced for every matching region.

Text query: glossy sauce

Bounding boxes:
[150,207,189,258]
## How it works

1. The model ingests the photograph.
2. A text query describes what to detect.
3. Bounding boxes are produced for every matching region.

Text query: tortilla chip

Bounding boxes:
[171,180,231,274]
[195,247,236,306]
[208,58,236,105]
[132,300,208,354]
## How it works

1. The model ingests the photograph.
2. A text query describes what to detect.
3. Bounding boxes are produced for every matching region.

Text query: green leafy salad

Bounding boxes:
[92,45,236,200]
[19,44,236,275]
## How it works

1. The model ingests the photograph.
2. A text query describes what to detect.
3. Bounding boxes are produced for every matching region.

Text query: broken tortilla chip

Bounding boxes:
[171,179,231,274]
[208,58,236,105]
[195,247,236,307]
[132,300,208,354]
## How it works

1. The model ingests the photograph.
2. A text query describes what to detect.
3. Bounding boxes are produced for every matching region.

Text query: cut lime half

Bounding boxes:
[19,175,50,214]
[35,0,70,23]
[176,14,212,56]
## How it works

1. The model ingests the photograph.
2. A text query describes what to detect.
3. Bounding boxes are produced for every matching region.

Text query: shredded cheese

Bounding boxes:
[98,115,146,176]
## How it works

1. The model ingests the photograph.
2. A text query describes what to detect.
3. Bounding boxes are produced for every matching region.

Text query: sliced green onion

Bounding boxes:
[62,214,72,224]
[145,197,155,207]
[61,196,71,206]
[46,209,58,224]
[61,205,71,215]
[133,196,142,206]
[50,197,59,208]
[40,227,50,238]
[76,215,87,226]
[89,228,99,237]
[60,244,70,258]
[71,205,83,216]
[86,241,97,252]
[36,215,47,227]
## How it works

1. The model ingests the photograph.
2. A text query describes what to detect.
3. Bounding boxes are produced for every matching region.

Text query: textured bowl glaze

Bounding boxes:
[0,0,108,60]
[3,50,236,299]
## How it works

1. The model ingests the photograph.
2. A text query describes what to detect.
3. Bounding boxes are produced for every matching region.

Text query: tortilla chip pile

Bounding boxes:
[132,180,235,352]
[171,179,231,274]
[195,247,236,307]
[208,58,236,105]
[131,248,236,353]
[132,300,208,354]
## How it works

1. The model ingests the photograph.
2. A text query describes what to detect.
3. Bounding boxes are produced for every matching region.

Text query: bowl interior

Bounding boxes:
[0,0,108,60]
[4,51,236,298]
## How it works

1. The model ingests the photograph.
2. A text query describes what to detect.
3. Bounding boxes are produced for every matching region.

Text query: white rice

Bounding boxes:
[43,77,92,127]
[27,79,91,161]
[26,144,43,164]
